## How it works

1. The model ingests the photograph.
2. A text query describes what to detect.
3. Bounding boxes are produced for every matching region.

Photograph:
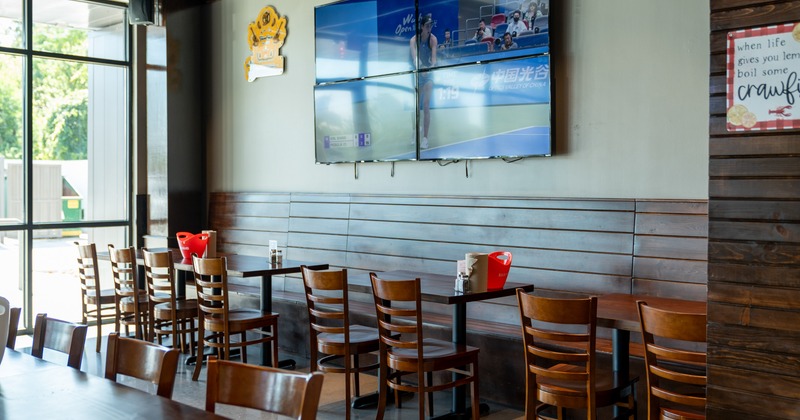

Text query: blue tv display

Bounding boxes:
[314,0,552,163]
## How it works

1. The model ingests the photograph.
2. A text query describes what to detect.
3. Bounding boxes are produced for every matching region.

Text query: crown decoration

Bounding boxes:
[245,6,287,81]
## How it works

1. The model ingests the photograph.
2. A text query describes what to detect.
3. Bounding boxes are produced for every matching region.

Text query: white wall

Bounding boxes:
[205,0,709,199]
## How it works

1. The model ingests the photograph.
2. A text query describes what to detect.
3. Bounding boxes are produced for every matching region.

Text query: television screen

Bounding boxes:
[314,0,553,163]
[315,0,551,82]
[314,73,417,164]
[418,54,552,160]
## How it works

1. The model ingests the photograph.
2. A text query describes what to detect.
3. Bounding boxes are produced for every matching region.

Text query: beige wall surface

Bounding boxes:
[204,0,709,199]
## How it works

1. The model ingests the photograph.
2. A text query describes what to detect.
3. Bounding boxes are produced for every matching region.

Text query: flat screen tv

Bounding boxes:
[314,0,552,163]
[314,73,417,164]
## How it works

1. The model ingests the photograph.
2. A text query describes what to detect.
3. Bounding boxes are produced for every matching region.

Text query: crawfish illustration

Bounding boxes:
[768,105,792,117]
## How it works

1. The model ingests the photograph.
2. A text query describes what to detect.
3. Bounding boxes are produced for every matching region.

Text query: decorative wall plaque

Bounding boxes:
[244,6,287,81]
[726,22,800,131]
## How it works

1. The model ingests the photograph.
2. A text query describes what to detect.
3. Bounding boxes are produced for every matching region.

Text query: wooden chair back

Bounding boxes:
[301,266,351,345]
[6,306,20,349]
[192,256,230,327]
[143,248,178,309]
[370,275,423,360]
[75,242,102,302]
[31,313,88,369]
[205,356,324,419]
[637,301,707,420]
[104,332,180,398]
[75,242,116,352]
[108,244,147,339]
[516,289,600,418]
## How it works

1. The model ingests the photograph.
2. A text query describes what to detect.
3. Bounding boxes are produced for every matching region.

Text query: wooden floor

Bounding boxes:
[17,335,524,419]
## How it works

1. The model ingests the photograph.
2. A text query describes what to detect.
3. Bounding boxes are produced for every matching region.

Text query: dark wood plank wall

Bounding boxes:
[709,1,800,418]
[209,192,707,327]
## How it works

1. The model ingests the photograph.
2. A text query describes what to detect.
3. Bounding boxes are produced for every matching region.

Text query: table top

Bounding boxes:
[0,350,223,419]
[597,293,707,332]
[97,248,328,278]
[348,269,534,305]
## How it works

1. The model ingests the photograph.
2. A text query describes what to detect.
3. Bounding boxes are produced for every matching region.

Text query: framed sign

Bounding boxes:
[726,22,800,131]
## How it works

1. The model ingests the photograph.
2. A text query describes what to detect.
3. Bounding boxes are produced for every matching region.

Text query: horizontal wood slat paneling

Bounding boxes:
[710,179,800,199]
[710,1,800,31]
[710,221,800,242]
[710,135,800,157]
[709,240,800,265]
[708,282,800,310]
[707,386,800,420]
[709,200,800,221]
[711,157,800,177]
[709,364,800,401]
[708,301,800,332]
[708,262,800,288]
[708,322,800,355]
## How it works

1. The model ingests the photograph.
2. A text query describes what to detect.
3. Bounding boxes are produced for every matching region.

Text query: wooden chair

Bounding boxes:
[6,307,21,349]
[369,273,480,420]
[205,356,324,419]
[191,255,280,381]
[104,332,181,398]
[31,313,88,369]
[637,301,707,420]
[108,245,149,340]
[301,266,380,419]
[516,289,638,420]
[142,248,197,354]
[75,242,116,352]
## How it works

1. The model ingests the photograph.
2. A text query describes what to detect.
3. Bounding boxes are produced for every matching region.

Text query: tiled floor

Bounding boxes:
[19,335,524,419]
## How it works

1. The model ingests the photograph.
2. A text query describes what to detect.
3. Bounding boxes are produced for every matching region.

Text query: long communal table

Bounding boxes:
[0,349,223,419]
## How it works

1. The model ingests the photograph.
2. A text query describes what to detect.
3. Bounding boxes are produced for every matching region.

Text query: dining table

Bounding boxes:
[97,248,329,367]
[348,269,535,419]
[596,293,707,416]
[0,349,224,419]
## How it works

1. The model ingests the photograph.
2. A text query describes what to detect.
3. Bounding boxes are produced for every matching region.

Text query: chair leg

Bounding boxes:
[376,355,388,420]
[353,355,361,397]
[471,361,480,420]
[239,332,247,364]
[427,371,434,417]
[95,316,102,352]
[271,323,279,368]
[345,353,352,420]
[192,322,205,381]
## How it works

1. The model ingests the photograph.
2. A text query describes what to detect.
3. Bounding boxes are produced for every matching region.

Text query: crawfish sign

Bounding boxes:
[726,22,800,131]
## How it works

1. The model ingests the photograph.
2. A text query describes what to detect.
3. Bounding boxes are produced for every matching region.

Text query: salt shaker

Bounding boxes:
[455,272,470,293]
[276,250,283,265]
[270,249,277,264]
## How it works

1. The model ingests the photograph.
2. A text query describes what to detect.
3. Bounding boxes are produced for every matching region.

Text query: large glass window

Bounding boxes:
[0,0,130,335]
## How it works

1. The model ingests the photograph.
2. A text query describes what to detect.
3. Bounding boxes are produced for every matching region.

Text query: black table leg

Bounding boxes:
[612,328,630,418]
[260,274,296,369]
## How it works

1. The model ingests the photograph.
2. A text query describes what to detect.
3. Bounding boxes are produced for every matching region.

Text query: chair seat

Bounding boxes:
[318,324,380,354]
[120,295,149,312]
[153,299,198,319]
[662,407,706,420]
[86,288,115,304]
[537,363,636,404]
[388,338,479,371]
[203,309,279,333]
